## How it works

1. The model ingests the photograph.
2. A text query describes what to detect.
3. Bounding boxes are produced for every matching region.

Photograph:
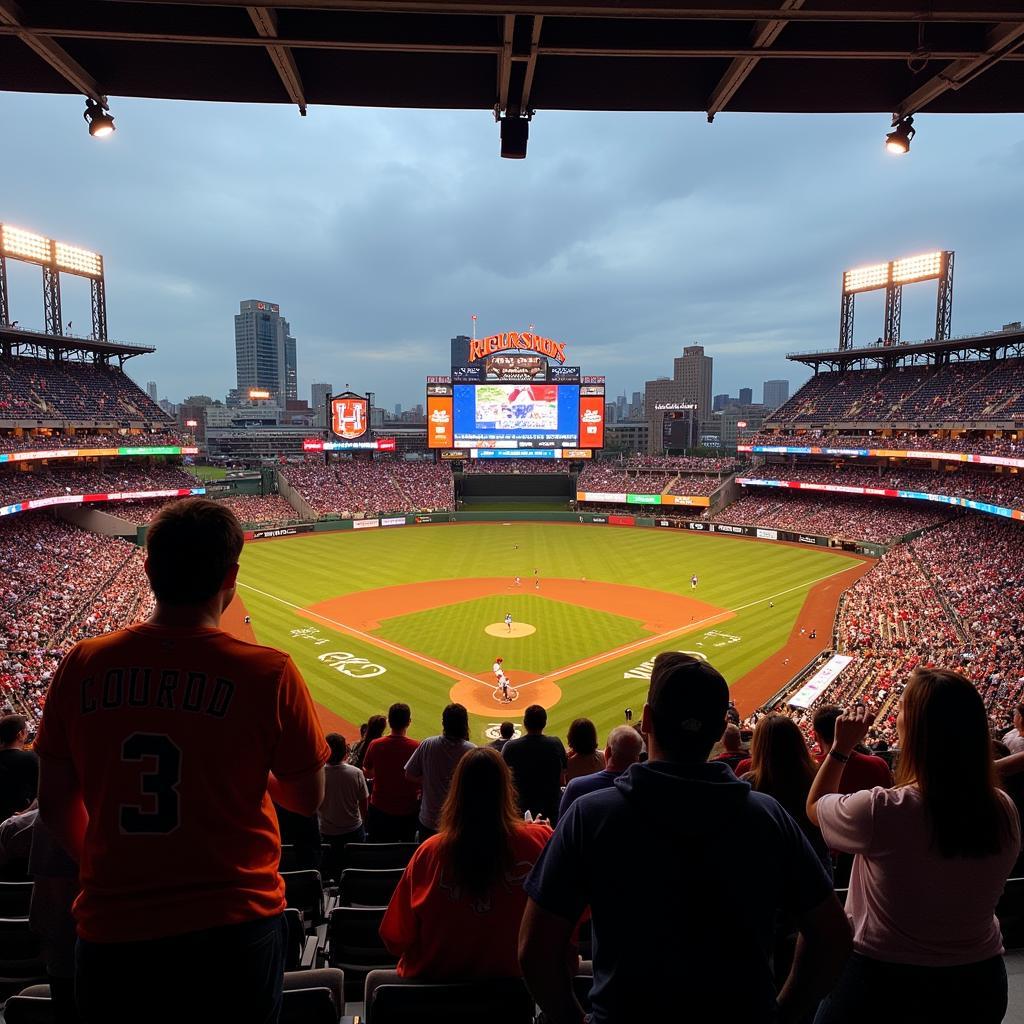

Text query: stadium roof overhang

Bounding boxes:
[1,1,1024,125]
[786,326,1024,372]
[0,324,154,362]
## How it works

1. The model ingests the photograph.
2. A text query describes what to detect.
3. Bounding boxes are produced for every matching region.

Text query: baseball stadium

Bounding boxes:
[3,3,1024,1022]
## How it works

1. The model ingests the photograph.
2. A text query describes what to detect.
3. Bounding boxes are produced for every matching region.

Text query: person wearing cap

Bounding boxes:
[519,651,852,1024]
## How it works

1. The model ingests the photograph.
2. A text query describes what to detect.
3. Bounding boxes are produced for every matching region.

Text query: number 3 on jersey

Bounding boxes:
[120,733,182,835]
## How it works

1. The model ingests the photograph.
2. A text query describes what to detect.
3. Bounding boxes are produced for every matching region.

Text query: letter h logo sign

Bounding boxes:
[332,397,368,439]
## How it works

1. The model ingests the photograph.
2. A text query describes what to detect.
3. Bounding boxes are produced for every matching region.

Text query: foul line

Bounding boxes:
[516,560,861,691]
[236,582,482,685]
[240,557,863,697]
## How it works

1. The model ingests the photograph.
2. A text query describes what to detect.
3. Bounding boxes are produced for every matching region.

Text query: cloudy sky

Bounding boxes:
[3,91,1023,410]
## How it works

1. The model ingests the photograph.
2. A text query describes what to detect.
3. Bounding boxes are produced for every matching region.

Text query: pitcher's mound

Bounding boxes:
[485,622,536,638]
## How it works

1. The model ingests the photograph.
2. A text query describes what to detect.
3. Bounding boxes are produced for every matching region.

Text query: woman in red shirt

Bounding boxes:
[378,746,559,979]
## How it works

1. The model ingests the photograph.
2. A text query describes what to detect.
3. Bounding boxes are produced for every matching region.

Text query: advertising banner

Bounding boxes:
[664,495,712,507]
[414,515,435,523]
[452,365,484,383]
[626,493,660,505]
[578,395,605,448]
[427,395,454,449]
[484,354,548,382]
[789,655,854,709]
[0,486,206,519]
[576,491,627,503]
[330,392,370,441]
[252,523,314,540]
[549,366,581,384]
[608,514,635,526]
[353,518,379,529]
[381,517,406,527]
[440,450,466,460]
[1,445,200,464]
[756,528,779,540]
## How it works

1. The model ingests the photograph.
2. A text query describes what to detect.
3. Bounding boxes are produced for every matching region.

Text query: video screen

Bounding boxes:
[453,384,580,448]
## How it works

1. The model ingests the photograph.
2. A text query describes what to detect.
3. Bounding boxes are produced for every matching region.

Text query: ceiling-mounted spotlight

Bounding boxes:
[84,98,115,138]
[885,115,915,155]
[499,116,529,159]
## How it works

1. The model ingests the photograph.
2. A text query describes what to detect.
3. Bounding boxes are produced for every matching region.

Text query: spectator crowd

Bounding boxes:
[282,460,454,517]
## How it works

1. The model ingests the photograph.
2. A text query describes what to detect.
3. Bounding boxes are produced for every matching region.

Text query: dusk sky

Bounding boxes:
[3,91,1023,410]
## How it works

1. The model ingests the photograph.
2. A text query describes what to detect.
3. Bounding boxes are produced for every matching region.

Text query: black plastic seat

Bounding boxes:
[365,977,536,1024]
[282,869,326,923]
[337,868,404,909]
[323,906,397,1002]
[341,843,418,871]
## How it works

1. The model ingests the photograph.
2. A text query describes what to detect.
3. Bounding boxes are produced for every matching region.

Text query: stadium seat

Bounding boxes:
[337,868,404,908]
[2,992,54,1024]
[323,906,397,1002]
[0,882,34,919]
[280,985,338,1024]
[282,869,327,924]
[340,842,418,871]
[998,877,1024,949]
[0,918,48,991]
[363,976,536,1024]
[284,907,319,971]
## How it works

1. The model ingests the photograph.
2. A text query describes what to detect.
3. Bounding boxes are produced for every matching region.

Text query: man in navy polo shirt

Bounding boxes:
[519,652,851,1024]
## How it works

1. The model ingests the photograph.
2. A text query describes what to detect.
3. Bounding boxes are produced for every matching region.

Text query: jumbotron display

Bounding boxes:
[453,384,578,448]
[427,330,605,456]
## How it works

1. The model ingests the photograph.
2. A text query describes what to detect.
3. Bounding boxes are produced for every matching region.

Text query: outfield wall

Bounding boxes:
[242,509,885,556]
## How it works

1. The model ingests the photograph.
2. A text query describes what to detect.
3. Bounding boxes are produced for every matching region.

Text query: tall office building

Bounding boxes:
[672,345,714,425]
[234,299,297,404]
[739,387,753,405]
[712,393,730,412]
[763,379,790,410]
[311,382,332,426]
[146,381,158,402]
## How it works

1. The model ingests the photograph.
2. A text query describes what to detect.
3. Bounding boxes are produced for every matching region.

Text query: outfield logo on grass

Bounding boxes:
[623,650,707,679]
[318,651,387,679]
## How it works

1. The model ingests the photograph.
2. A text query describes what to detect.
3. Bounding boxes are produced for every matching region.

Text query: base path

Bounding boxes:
[728,557,875,716]
[221,593,362,740]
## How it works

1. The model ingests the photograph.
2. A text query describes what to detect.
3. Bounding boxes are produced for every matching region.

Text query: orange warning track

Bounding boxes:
[728,557,875,716]
[221,593,362,740]
[303,577,727,634]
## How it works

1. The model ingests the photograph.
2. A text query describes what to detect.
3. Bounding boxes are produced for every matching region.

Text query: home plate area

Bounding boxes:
[484,622,537,638]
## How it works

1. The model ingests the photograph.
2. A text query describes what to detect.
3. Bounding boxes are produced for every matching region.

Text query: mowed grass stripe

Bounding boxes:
[237,525,859,741]
[373,595,649,676]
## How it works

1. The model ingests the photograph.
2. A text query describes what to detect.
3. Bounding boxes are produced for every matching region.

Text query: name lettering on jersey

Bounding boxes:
[81,668,235,718]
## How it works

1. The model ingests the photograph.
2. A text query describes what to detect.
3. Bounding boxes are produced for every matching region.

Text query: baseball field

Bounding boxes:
[227,523,872,745]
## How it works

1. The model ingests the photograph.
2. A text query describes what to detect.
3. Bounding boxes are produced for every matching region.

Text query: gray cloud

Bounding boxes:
[2,92,1022,408]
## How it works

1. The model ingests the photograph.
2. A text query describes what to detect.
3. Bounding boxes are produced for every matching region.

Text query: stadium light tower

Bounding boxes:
[839,249,954,349]
[0,223,107,339]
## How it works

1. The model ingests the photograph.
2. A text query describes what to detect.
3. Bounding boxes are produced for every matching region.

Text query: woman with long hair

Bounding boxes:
[379,746,564,979]
[808,669,1020,1023]
[742,715,830,867]
[565,718,605,782]
[349,714,386,771]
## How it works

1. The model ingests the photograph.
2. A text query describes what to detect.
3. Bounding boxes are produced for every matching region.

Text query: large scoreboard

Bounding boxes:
[427,331,605,458]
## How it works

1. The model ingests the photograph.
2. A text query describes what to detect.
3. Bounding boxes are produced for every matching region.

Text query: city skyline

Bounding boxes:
[3,95,1022,411]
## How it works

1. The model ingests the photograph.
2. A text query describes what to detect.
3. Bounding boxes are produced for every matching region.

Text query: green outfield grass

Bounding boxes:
[236,524,859,742]
[187,465,228,481]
